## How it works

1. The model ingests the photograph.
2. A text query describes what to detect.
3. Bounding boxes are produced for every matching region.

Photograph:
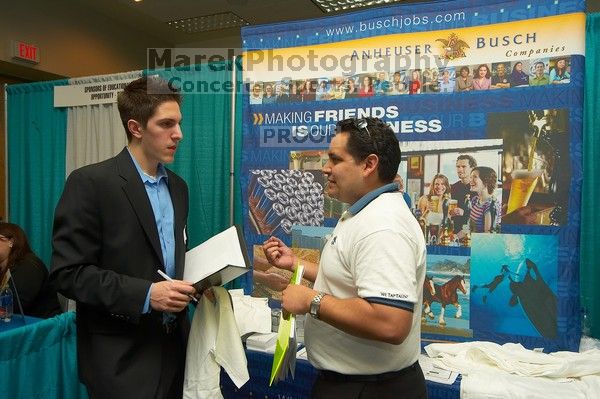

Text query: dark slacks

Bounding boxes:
[154,329,186,399]
[85,324,185,399]
[312,362,427,399]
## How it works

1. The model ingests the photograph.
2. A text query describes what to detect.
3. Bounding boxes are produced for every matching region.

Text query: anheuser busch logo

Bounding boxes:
[436,33,470,60]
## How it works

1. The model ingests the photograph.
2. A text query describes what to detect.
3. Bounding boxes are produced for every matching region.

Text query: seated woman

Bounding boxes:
[0,223,61,318]
[468,167,501,233]
[418,174,450,214]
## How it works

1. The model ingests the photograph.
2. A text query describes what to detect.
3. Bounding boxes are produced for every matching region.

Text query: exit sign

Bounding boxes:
[11,41,40,64]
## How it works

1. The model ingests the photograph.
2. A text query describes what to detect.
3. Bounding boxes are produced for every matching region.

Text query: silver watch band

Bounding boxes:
[310,292,326,319]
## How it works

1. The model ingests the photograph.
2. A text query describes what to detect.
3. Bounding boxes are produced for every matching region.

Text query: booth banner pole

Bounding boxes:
[229,56,237,227]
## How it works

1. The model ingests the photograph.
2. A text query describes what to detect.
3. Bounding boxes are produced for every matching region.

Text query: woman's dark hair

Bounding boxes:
[554,58,568,75]
[512,62,523,73]
[0,223,33,271]
[477,64,491,79]
[473,166,497,194]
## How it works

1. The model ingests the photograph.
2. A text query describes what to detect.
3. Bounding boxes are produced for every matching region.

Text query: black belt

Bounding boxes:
[319,361,420,382]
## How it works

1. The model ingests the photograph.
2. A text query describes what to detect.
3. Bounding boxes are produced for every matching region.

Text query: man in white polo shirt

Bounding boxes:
[263,117,427,398]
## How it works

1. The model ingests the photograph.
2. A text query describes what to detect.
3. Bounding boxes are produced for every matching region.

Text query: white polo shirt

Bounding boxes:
[304,184,426,375]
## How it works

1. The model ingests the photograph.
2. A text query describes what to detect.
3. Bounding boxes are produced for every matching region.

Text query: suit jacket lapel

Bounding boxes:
[116,148,164,267]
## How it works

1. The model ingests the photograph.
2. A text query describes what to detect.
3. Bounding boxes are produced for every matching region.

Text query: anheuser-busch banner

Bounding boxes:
[241,0,585,352]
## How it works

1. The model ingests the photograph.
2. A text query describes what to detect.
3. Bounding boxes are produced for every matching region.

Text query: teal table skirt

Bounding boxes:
[0,311,88,399]
[0,315,43,333]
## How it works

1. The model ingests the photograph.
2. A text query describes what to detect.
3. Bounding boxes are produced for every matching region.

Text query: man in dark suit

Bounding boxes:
[50,76,197,399]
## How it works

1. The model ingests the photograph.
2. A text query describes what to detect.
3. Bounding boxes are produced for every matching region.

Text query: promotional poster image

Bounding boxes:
[289,150,350,218]
[252,245,317,300]
[470,233,558,339]
[487,109,571,226]
[247,169,326,235]
[398,139,503,247]
[247,56,572,104]
[421,254,472,338]
[252,225,332,299]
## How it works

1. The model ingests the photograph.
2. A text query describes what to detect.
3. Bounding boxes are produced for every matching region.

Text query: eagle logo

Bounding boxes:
[435,33,470,60]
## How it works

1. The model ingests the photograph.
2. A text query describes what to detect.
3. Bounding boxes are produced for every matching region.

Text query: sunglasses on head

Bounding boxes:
[355,118,379,154]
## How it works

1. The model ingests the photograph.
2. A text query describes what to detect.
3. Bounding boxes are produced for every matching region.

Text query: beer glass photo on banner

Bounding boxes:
[488,109,571,227]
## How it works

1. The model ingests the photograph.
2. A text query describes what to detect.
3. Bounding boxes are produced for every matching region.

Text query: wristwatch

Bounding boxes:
[309,292,326,319]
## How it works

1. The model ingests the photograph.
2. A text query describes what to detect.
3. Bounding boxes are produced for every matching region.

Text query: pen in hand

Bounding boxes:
[156,269,199,303]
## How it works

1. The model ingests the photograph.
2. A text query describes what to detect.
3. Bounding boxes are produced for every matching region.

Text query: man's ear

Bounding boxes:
[363,153,379,177]
[127,119,143,140]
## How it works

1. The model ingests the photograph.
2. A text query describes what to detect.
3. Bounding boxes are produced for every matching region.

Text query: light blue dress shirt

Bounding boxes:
[127,149,176,313]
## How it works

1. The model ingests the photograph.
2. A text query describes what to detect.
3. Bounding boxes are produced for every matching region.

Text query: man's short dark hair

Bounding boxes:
[336,117,400,183]
[117,76,182,142]
[456,154,477,168]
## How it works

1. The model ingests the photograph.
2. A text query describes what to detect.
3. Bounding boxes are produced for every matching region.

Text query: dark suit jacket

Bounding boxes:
[50,148,189,398]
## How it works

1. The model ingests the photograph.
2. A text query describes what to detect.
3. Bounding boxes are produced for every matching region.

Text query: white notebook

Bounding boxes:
[183,225,250,292]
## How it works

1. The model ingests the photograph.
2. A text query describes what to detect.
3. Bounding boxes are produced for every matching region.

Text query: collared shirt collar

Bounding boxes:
[345,182,399,217]
[127,147,168,183]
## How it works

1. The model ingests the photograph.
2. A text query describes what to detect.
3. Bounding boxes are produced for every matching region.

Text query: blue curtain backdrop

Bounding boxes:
[7,80,68,266]
[581,12,600,339]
